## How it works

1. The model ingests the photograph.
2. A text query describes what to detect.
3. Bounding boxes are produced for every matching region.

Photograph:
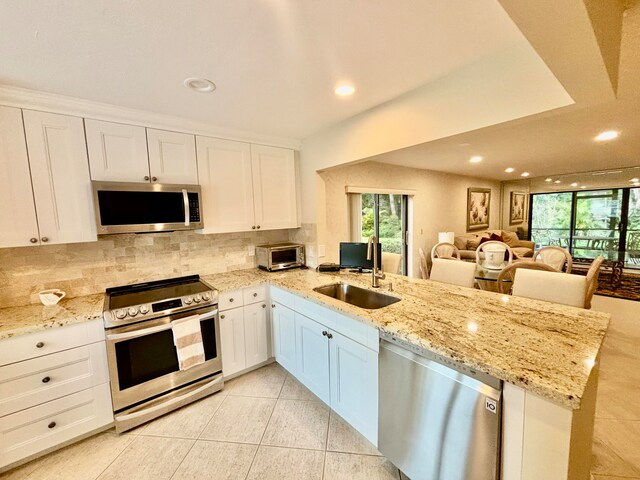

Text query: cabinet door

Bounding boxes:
[329,331,379,445]
[0,106,40,247]
[147,129,198,184]
[23,111,97,245]
[295,313,330,404]
[244,302,269,368]
[271,302,297,375]
[220,307,246,377]
[251,144,298,231]
[196,136,256,233]
[85,119,149,182]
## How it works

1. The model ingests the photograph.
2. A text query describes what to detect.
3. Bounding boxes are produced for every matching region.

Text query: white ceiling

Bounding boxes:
[0,0,540,140]
[374,2,640,181]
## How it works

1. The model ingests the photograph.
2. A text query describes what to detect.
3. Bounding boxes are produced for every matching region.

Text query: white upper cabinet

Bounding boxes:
[196,137,255,233]
[85,119,149,183]
[251,144,298,231]
[23,110,97,245]
[0,106,40,248]
[196,137,299,233]
[147,129,198,184]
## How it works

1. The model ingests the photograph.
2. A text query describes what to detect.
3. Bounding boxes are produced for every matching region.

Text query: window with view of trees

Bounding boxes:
[352,193,408,275]
[530,187,640,267]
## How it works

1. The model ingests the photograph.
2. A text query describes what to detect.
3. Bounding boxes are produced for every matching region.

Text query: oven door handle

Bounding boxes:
[107,323,173,342]
[182,189,190,227]
[197,308,218,321]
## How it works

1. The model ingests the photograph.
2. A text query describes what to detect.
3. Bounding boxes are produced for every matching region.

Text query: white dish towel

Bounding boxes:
[171,315,206,371]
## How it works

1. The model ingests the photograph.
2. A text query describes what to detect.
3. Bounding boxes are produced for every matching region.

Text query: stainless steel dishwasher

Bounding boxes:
[378,333,502,480]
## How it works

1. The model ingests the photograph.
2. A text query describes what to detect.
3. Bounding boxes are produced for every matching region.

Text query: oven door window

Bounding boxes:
[115,318,218,391]
[271,249,297,265]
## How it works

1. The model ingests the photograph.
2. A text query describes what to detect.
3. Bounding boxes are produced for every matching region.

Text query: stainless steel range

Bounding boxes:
[103,275,223,432]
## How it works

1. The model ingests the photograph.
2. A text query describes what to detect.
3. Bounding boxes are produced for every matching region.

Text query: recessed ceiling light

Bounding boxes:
[545,178,553,182]
[521,172,530,177]
[554,180,562,184]
[630,177,639,183]
[469,156,483,163]
[504,167,514,173]
[335,84,355,96]
[595,130,619,142]
[183,77,216,93]
[570,182,578,187]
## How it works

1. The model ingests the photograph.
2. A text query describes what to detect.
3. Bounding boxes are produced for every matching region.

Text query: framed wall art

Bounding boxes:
[467,188,491,231]
[510,191,526,225]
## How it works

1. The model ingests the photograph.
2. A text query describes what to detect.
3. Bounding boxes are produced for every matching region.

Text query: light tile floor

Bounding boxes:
[1,363,398,480]
[2,294,638,480]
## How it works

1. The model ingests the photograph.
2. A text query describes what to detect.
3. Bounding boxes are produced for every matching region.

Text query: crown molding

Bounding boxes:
[0,84,301,149]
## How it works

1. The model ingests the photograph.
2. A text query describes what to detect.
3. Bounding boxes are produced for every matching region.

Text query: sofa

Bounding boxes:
[453,229,535,261]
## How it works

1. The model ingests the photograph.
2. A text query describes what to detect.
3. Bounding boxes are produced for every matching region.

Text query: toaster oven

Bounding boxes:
[256,243,305,271]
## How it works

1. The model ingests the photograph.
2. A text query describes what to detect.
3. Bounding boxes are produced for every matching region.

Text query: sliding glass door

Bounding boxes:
[530,187,639,267]
[357,193,408,275]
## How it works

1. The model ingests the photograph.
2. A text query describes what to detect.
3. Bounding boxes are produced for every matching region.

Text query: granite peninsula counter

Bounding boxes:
[0,267,609,410]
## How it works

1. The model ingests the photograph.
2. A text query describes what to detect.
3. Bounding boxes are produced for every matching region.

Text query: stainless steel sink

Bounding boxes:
[313,283,401,309]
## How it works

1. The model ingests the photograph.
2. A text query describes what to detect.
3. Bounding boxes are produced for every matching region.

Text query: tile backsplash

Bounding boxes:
[0,229,296,308]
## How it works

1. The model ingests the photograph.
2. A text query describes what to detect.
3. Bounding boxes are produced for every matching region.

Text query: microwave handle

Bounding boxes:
[182,189,190,227]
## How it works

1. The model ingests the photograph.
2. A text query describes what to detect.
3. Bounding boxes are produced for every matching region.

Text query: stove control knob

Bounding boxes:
[194,294,202,303]
[115,309,127,319]
[184,296,193,305]
[202,292,211,301]
[127,307,138,317]
[139,304,150,314]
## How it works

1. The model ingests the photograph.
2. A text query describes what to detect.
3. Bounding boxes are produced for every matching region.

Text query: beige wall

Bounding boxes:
[319,161,501,277]
[0,229,294,308]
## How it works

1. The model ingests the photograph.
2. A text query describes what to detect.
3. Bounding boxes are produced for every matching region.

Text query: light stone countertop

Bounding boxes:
[0,267,609,409]
[0,294,105,340]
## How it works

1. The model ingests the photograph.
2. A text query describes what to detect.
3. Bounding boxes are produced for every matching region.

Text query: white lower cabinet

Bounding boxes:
[0,320,113,470]
[329,331,378,444]
[271,302,297,375]
[270,286,379,445]
[220,307,247,377]
[294,313,330,404]
[219,285,271,378]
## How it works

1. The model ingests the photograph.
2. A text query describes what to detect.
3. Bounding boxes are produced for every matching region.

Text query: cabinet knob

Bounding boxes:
[253,292,258,297]
[252,226,256,230]
[271,304,276,308]
[152,176,158,182]
[30,237,38,244]
[221,314,225,319]
[229,298,234,303]
[41,237,49,243]
[322,330,328,336]
[48,421,56,429]
[327,333,333,339]
[42,376,51,383]
[256,225,261,229]
[36,342,44,348]
[262,304,266,308]
[144,175,150,181]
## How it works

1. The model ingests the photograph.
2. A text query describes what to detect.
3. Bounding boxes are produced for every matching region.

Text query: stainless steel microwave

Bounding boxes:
[256,243,305,271]
[92,181,204,234]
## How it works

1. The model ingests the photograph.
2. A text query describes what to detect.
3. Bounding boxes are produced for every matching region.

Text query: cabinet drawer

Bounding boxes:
[0,383,113,469]
[219,290,243,311]
[0,320,105,367]
[243,284,266,305]
[0,342,109,417]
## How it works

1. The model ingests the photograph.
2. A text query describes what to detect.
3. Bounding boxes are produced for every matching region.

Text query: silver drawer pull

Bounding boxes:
[36,342,44,348]
[48,421,56,429]
[42,376,51,383]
